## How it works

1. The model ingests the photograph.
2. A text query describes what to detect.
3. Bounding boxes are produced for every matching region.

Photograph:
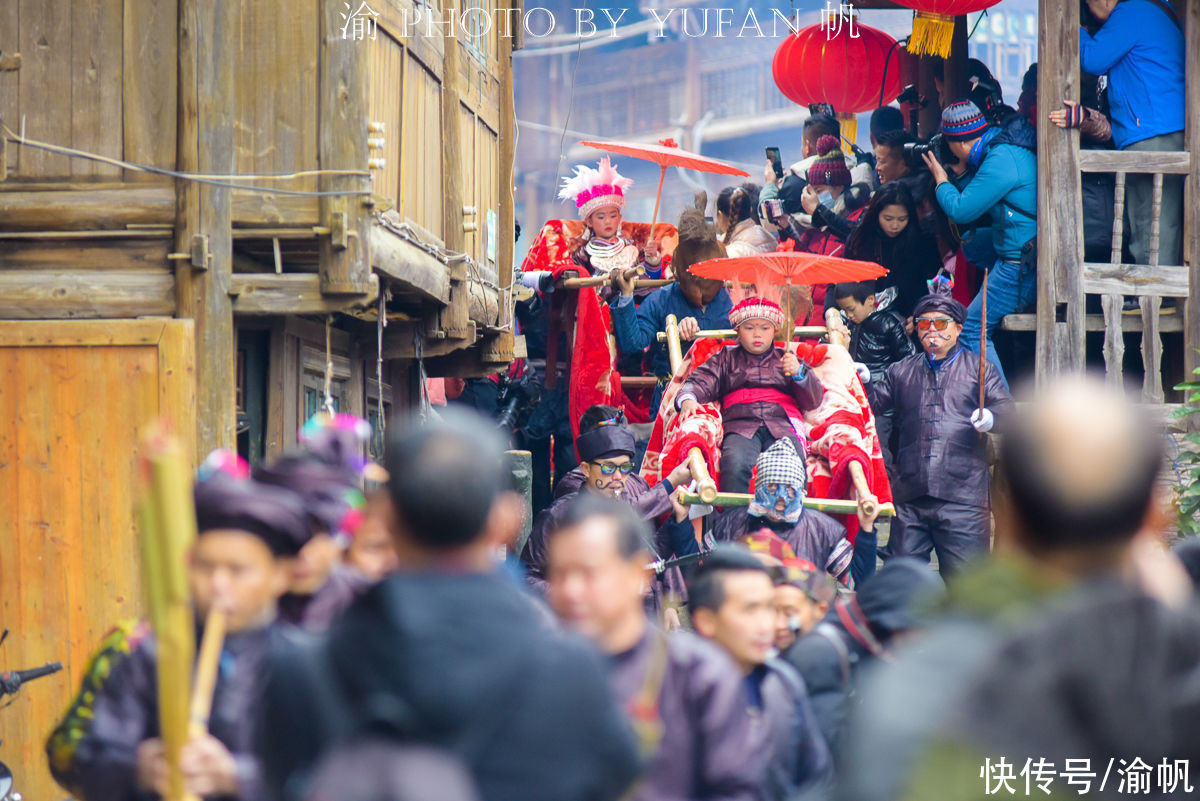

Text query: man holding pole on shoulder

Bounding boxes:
[66,465,309,801]
[867,291,1012,579]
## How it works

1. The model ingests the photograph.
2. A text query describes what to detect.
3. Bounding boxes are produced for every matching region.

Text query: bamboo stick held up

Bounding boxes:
[138,428,199,801]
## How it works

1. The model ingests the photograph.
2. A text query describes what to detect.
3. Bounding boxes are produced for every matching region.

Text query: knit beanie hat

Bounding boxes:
[940,100,990,142]
[806,135,851,187]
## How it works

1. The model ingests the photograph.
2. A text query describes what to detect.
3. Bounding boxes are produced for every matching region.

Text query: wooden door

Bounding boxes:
[0,320,195,801]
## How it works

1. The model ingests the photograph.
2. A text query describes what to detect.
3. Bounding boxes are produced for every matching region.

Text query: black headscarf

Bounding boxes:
[912,293,967,324]
[194,475,310,557]
[575,426,636,463]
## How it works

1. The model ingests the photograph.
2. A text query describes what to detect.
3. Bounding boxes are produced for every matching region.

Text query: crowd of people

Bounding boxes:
[41,385,1200,801]
[39,9,1194,800]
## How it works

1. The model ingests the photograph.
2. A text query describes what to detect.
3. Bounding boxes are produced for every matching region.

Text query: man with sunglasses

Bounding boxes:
[522,420,695,586]
[868,292,1013,579]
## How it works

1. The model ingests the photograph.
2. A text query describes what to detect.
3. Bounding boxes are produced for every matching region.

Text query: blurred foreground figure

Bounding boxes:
[64,472,309,801]
[839,376,1200,801]
[688,546,832,800]
[260,409,640,801]
[546,498,766,801]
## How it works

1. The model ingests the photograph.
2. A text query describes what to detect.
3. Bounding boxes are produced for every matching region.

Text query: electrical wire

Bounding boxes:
[877,36,909,109]
[1,123,372,197]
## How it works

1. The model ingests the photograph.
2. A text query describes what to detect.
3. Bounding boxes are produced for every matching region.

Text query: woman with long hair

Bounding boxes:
[715,182,776,257]
[841,182,943,319]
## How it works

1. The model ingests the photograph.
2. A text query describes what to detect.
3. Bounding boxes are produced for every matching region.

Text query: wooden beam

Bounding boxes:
[1186,0,1200,381]
[232,192,319,227]
[177,0,237,456]
[381,321,477,360]
[318,0,371,295]
[0,272,175,318]
[1001,312,1185,333]
[1035,0,1084,382]
[0,238,170,270]
[1077,150,1191,174]
[370,223,452,304]
[1081,262,1191,297]
[230,273,379,315]
[0,186,174,230]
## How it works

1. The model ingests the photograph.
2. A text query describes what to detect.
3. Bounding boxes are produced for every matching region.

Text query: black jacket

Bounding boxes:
[850,310,917,383]
[259,571,641,801]
[870,345,1013,507]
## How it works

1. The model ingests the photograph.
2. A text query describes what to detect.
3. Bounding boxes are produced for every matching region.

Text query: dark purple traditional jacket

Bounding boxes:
[72,621,279,801]
[278,564,374,632]
[676,345,823,440]
[609,626,766,801]
[713,507,846,570]
[870,345,1014,507]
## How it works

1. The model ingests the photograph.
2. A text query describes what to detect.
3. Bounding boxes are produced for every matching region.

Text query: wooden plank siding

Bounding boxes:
[400,53,444,238]
[0,319,195,801]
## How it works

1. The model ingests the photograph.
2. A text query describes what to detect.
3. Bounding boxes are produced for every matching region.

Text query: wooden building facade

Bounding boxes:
[0,0,516,796]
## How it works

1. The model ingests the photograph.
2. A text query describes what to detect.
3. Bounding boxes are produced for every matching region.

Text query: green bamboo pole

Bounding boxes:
[679,490,895,517]
[656,325,827,342]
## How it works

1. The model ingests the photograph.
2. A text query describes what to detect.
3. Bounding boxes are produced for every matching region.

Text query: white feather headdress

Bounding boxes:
[558,157,634,220]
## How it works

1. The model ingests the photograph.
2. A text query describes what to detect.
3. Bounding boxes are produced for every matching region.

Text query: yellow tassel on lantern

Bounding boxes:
[836,114,858,157]
[907,10,956,59]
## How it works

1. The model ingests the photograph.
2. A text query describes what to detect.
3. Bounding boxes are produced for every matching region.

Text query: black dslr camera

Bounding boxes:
[903,133,955,168]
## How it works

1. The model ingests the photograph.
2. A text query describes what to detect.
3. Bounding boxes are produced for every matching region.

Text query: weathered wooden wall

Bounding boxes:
[0,319,195,801]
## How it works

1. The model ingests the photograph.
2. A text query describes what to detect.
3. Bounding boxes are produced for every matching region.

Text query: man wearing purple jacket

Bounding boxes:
[546,496,766,801]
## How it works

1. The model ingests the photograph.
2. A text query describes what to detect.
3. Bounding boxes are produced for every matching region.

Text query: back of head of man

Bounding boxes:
[997,375,1163,575]
[688,546,777,674]
[381,407,521,567]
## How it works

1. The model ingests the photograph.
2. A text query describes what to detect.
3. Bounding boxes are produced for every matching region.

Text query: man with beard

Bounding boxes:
[867,291,1012,578]
[713,438,879,590]
[522,416,694,584]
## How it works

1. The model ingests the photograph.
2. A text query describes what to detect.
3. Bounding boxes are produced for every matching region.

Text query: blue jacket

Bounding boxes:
[1080,0,1185,149]
[935,126,1037,264]
[610,284,732,378]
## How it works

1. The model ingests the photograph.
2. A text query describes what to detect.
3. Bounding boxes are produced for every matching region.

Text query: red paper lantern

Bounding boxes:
[771,19,903,148]
[891,1,1001,58]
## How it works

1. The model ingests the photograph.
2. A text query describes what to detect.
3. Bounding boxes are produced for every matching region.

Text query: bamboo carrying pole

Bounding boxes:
[679,490,895,517]
[189,609,226,738]
[656,326,828,342]
[139,430,199,801]
[561,276,672,290]
[847,462,878,519]
[665,314,718,503]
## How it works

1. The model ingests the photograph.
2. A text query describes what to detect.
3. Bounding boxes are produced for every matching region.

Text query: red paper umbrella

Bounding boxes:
[771,20,903,148]
[691,252,887,334]
[580,138,749,230]
[892,1,1001,58]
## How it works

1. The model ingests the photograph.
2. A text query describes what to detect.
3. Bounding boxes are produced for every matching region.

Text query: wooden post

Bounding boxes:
[441,28,465,254]
[318,0,371,295]
[1035,0,1084,383]
[497,6,517,332]
[917,56,939,137]
[1186,0,1200,387]
[176,0,236,456]
[942,16,969,105]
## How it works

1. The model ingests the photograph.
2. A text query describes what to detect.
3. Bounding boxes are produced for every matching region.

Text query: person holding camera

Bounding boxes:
[922,99,1037,386]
